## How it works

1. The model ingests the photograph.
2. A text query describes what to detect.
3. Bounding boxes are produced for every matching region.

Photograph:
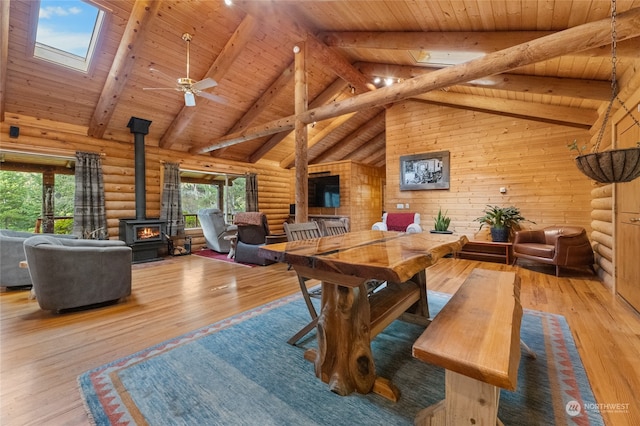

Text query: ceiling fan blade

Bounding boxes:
[142,87,181,91]
[149,67,178,83]
[191,78,217,91]
[196,91,227,104]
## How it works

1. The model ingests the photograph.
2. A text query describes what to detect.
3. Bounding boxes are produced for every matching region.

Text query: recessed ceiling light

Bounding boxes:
[224,0,233,6]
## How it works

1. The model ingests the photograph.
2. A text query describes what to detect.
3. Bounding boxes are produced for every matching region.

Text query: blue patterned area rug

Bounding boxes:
[78,291,603,425]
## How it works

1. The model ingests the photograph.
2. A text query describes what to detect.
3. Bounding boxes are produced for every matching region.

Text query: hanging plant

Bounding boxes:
[569,140,640,184]
[570,0,640,184]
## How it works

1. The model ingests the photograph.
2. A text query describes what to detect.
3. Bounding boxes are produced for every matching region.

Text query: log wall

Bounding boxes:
[590,184,614,287]
[1,117,292,251]
[385,101,595,240]
[585,64,640,289]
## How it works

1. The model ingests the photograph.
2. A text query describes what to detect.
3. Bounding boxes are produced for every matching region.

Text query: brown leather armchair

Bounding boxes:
[513,226,595,276]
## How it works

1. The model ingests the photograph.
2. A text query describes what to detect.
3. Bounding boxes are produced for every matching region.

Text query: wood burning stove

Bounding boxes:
[119,117,166,263]
[119,218,166,263]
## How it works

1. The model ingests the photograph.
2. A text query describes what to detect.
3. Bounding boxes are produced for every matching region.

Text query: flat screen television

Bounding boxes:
[308,175,340,208]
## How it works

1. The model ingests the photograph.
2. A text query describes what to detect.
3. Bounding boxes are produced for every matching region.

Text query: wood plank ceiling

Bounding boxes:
[2,0,639,169]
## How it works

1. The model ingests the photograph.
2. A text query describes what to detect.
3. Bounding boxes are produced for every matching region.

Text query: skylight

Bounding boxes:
[409,49,485,67]
[34,0,105,72]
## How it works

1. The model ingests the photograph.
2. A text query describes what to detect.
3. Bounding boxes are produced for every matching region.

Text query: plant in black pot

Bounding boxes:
[431,208,452,234]
[475,205,534,242]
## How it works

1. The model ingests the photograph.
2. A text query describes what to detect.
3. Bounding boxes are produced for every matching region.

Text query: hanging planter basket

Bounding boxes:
[575,147,640,183]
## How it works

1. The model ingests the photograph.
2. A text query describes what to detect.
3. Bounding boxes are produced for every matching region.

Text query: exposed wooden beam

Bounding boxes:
[204,5,377,162]
[280,112,358,169]
[357,135,387,167]
[345,131,386,164]
[411,91,597,128]
[194,7,640,154]
[320,31,640,59]
[234,35,375,162]
[210,62,295,158]
[247,79,350,163]
[306,34,375,95]
[88,0,161,138]
[160,15,259,149]
[248,132,290,164]
[311,110,386,165]
[0,0,10,120]
[356,62,612,101]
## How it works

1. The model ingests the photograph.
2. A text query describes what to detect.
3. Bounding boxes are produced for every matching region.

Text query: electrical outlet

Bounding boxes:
[405,203,410,208]
[396,203,404,209]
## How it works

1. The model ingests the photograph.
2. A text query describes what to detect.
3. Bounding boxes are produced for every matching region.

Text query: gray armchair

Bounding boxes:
[0,229,76,288]
[197,208,237,253]
[23,236,132,312]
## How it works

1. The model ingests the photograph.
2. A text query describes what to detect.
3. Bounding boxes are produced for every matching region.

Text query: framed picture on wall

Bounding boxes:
[399,150,450,190]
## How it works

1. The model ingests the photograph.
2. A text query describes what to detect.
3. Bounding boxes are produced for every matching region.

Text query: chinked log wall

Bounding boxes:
[1,116,291,251]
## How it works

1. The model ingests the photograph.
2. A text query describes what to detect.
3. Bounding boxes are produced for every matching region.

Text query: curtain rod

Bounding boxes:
[0,148,105,160]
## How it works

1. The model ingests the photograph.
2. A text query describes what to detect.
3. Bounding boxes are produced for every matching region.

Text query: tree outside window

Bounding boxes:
[0,170,74,233]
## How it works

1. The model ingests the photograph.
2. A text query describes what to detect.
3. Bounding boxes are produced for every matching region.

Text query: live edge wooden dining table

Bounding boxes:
[258,230,468,401]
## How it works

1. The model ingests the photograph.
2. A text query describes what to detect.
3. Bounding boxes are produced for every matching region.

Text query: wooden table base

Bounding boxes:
[315,282,376,396]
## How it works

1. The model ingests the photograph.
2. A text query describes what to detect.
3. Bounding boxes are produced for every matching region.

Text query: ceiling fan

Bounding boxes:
[143,33,224,107]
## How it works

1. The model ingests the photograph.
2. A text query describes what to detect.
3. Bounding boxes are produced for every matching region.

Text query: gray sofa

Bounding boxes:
[23,236,132,312]
[0,229,76,288]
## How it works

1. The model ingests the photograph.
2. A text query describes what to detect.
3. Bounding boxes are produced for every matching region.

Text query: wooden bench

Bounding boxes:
[412,268,522,426]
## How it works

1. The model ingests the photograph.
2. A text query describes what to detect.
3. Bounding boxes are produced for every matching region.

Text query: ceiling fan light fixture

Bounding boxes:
[184,91,196,107]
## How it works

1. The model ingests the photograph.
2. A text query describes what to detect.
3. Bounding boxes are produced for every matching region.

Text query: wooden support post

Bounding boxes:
[293,41,309,223]
[42,170,55,234]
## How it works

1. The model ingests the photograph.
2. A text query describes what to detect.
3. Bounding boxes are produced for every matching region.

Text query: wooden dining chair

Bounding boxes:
[320,219,349,236]
[283,221,387,345]
[283,221,324,345]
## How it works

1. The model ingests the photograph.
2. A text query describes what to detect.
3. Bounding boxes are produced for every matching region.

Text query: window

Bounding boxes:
[0,171,43,231]
[180,172,246,228]
[33,0,105,72]
[0,152,75,233]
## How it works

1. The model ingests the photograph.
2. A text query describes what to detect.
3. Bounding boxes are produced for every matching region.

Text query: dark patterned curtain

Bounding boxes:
[246,173,258,212]
[73,152,108,239]
[160,163,184,236]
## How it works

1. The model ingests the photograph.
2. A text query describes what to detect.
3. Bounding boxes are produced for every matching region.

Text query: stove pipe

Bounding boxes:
[127,117,152,221]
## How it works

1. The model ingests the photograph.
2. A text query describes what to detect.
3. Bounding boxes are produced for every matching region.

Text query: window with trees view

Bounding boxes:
[0,165,246,232]
[0,170,75,233]
[180,173,246,228]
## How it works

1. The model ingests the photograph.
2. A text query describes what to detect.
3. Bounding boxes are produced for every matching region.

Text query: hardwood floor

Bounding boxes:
[2,255,639,425]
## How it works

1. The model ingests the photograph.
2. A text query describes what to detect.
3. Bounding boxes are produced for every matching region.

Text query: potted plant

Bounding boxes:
[475,205,534,242]
[431,208,452,234]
